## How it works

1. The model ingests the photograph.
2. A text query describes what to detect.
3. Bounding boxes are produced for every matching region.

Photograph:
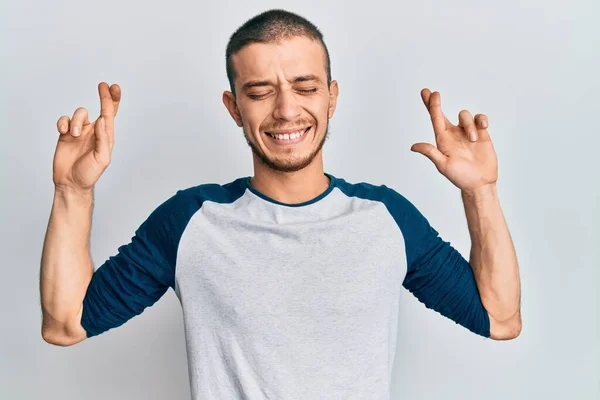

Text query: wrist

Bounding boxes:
[461,183,497,201]
[54,183,93,196]
[53,185,94,206]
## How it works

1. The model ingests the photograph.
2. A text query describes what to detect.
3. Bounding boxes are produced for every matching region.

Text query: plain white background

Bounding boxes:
[1,0,598,399]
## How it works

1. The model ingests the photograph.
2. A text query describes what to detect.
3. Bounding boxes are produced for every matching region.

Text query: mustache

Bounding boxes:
[263,119,313,131]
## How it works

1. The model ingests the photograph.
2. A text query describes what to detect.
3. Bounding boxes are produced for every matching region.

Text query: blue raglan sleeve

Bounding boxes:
[382,187,490,337]
[80,190,192,338]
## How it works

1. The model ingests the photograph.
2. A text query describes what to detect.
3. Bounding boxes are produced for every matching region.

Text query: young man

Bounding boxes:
[40,9,521,400]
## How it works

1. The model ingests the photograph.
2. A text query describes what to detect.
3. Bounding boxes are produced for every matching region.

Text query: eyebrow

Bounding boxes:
[241,74,323,91]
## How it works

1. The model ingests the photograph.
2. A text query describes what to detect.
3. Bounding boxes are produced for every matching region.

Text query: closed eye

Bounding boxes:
[297,88,317,94]
[247,92,271,100]
[247,88,318,100]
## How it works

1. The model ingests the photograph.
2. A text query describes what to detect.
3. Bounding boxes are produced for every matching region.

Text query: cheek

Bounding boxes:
[296,95,324,116]
[240,104,271,131]
[313,96,331,118]
[307,104,329,126]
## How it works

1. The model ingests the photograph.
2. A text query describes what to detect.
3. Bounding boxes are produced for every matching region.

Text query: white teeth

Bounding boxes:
[267,128,307,140]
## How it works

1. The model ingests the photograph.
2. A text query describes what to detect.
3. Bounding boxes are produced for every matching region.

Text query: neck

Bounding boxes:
[250,154,330,205]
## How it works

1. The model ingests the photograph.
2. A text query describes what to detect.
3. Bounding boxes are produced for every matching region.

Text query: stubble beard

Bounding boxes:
[243,121,330,173]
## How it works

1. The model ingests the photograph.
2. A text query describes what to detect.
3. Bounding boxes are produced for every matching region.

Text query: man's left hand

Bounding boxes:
[411,88,498,193]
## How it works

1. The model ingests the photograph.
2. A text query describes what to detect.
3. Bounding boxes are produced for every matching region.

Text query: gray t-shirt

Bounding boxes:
[81,173,489,399]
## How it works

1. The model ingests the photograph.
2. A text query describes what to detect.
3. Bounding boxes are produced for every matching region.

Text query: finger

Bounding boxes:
[474,113,491,141]
[98,82,115,118]
[110,84,122,116]
[422,90,449,136]
[70,107,90,137]
[475,113,488,129]
[57,115,70,134]
[410,142,448,172]
[93,116,111,167]
[420,88,453,129]
[98,82,116,146]
[458,109,478,142]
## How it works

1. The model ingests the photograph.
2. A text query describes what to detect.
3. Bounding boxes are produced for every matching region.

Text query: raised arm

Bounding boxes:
[40,82,120,346]
[409,88,521,340]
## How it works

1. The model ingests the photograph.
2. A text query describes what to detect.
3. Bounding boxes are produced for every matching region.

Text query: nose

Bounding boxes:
[272,88,302,121]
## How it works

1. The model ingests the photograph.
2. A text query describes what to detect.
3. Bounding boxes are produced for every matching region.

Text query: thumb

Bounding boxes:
[410,143,447,171]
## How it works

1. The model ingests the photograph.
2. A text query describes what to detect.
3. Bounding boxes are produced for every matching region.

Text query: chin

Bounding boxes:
[244,123,329,173]
[258,153,316,173]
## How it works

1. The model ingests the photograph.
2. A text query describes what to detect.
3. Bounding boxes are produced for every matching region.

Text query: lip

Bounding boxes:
[265,126,311,135]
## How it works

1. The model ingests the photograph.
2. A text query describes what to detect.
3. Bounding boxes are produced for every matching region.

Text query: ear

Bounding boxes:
[327,80,339,119]
[222,91,243,127]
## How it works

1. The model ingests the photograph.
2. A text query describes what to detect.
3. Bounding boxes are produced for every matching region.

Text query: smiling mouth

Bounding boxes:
[265,126,311,141]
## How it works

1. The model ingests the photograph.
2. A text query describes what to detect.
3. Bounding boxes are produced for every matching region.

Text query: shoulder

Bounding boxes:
[138,176,249,233]
[157,176,248,212]
[173,176,248,205]
[331,174,435,234]
[332,175,415,212]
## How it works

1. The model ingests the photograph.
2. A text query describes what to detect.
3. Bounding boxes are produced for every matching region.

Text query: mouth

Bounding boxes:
[264,126,311,145]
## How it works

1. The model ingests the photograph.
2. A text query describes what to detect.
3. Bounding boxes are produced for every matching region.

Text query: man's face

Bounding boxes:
[223,36,339,173]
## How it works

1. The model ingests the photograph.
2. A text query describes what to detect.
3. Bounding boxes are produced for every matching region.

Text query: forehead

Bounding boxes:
[232,36,327,85]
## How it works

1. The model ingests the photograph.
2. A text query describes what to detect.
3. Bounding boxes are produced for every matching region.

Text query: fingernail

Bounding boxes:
[482,121,488,128]
[60,125,66,132]
[470,131,478,141]
[72,126,80,136]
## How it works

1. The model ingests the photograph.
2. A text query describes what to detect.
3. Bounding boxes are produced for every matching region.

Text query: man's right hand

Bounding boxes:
[53,82,121,194]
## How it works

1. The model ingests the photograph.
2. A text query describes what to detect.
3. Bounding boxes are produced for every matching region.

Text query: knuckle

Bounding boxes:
[73,108,88,121]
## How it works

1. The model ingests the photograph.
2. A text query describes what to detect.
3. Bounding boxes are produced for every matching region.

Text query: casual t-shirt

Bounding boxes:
[81,173,490,399]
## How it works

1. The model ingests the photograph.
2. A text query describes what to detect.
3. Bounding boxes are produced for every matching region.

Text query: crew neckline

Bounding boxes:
[243,173,336,207]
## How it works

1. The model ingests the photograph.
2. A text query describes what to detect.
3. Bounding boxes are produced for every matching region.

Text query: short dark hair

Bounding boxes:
[225,9,332,96]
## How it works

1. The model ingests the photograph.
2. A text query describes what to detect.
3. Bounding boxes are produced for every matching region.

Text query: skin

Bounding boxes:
[54,83,120,193]
[222,36,339,204]
[41,83,120,346]
[40,35,520,346]
[414,90,522,339]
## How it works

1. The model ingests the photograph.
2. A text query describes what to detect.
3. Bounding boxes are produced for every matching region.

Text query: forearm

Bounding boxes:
[461,184,521,324]
[40,187,94,343]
